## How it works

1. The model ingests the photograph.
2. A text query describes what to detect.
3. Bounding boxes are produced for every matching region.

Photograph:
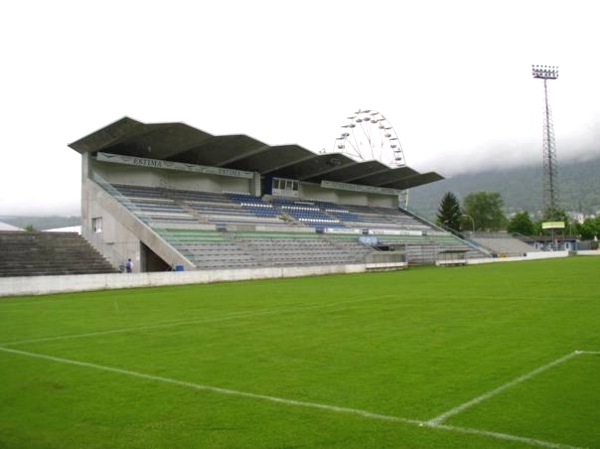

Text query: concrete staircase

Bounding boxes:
[0,231,119,277]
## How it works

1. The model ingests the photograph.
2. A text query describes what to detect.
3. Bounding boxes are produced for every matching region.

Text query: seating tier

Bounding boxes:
[0,231,118,277]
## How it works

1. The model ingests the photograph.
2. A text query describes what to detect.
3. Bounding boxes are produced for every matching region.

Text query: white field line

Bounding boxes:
[0,346,421,426]
[578,350,600,355]
[0,346,582,449]
[1,295,397,347]
[427,351,580,426]
[433,423,582,449]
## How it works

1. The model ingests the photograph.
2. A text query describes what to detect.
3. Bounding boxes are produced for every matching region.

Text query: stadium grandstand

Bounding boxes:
[61,116,489,274]
[469,232,542,257]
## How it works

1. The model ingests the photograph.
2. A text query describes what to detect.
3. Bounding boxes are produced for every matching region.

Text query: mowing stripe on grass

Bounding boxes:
[1,294,398,347]
[427,351,580,426]
[0,346,581,449]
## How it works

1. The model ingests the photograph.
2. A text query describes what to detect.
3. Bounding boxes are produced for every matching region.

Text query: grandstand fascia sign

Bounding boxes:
[320,180,403,196]
[368,229,423,237]
[96,152,254,179]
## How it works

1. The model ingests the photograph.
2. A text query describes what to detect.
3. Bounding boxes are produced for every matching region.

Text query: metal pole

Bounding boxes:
[532,65,559,220]
[544,78,557,216]
[533,65,560,220]
[463,214,475,232]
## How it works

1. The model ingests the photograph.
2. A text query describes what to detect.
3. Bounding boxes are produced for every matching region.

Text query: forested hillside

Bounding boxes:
[409,157,600,220]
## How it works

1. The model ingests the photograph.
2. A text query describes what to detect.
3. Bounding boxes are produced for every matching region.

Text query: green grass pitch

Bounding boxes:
[1,257,599,448]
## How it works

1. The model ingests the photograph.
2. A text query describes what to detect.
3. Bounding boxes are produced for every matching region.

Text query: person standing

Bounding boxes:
[125,258,133,273]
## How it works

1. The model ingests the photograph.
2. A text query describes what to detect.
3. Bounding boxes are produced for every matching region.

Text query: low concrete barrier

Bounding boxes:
[465,250,569,265]
[576,250,600,256]
[365,252,407,271]
[0,264,367,298]
[0,250,577,298]
[436,259,467,267]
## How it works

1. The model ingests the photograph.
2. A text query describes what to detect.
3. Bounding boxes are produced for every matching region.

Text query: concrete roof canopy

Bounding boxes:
[172,135,271,168]
[69,117,443,190]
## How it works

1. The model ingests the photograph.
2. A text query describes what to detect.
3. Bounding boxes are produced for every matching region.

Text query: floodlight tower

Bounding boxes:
[532,64,560,219]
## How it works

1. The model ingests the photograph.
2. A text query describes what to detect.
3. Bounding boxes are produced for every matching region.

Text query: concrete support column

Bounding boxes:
[252,172,262,196]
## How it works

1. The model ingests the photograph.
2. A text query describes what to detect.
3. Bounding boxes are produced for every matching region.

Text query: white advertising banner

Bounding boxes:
[96,152,254,179]
[367,229,423,236]
[323,228,362,235]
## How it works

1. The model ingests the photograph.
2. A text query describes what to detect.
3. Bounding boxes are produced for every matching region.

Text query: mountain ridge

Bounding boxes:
[409,156,600,220]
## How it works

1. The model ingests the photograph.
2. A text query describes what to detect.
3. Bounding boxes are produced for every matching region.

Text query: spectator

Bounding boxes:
[125,258,133,273]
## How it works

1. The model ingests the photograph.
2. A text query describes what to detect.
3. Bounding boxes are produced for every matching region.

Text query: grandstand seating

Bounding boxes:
[108,185,288,228]
[152,229,374,268]
[234,232,373,267]
[371,232,484,264]
[171,190,287,227]
[111,184,198,225]
[0,231,119,277]
[270,199,345,228]
[94,182,489,269]
[106,183,434,233]
[154,229,259,269]
[470,233,538,256]
[228,193,281,219]
[315,202,429,231]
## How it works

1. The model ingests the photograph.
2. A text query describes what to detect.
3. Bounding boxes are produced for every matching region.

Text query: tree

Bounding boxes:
[507,211,535,236]
[462,192,507,231]
[573,217,600,240]
[24,224,37,232]
[436,192,462,232]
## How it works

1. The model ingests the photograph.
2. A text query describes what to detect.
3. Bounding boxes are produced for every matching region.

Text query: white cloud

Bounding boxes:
[1,0,599,214]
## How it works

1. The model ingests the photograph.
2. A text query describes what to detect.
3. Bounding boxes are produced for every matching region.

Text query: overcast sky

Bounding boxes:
[1,0,599,216]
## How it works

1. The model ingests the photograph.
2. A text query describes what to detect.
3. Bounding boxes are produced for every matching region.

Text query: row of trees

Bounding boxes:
[436,192,507,233]
[436,191,600,239]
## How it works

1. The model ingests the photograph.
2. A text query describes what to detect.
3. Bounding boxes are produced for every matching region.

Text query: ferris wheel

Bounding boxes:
[332,109,406,167]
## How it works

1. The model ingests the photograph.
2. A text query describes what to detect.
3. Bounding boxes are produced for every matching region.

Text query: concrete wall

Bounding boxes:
[337,190,371,206]
[366,194,397,208]
[92,161,252,193]
[83,180,193,272]
[0,264,368,298]
[576,250,600,256]
[297,183,399,208]
[365,252,405,264]
[85,187,142,270]
[300,183,339,202]
[1,250,583,298]
[463,250,570,265]
[82,159,257,273]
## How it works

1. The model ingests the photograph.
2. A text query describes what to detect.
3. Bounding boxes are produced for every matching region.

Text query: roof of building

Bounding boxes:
[45,226,82,234]
[69,117,444,190]
[0,221,22,231]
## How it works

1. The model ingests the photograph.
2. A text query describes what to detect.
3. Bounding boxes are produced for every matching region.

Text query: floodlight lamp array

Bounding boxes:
[532,65,559,79]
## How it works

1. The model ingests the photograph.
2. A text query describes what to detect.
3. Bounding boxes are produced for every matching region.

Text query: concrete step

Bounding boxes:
[0,231,118,277]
